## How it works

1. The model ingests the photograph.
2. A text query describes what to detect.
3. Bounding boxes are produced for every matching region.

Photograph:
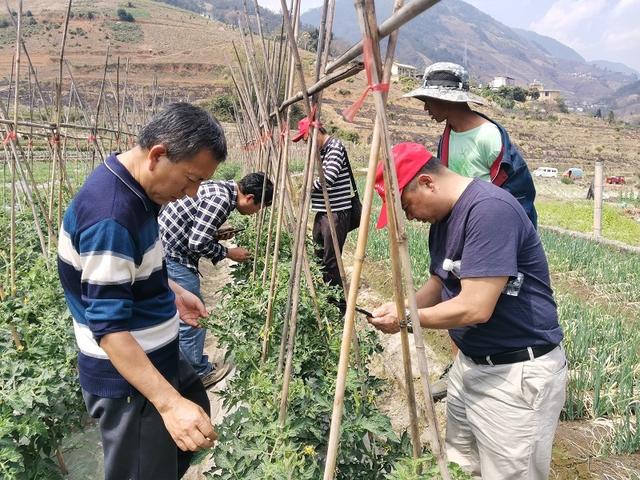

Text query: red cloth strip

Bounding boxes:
[3,131,17,145]
[342,38,389,122]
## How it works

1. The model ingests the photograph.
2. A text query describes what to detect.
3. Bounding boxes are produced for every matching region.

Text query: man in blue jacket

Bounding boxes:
[404,63,538,399]
[58,103,226,479]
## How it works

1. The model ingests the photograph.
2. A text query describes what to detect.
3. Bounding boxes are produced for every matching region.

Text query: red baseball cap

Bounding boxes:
[292,117,311,142]
[375,143,433,229]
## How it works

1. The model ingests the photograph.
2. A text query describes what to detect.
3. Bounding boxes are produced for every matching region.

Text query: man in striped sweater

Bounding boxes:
[58,103,227,479]
[293,118,359,300]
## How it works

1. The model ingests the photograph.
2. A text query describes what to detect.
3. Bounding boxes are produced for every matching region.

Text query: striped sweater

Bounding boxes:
[58,154,179,398]
[311,136,355,212]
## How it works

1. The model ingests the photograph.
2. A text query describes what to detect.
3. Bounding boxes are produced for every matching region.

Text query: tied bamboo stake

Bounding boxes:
[322,0,427,476]
[325,0,441,74]
[55,0,74,232]
[355,0,450,477]
[275,0,324,420]
[360,0,423,463]
[260,0,301,363]
[7,0,23,350]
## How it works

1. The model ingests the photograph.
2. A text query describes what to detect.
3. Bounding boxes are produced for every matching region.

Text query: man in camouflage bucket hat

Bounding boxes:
[405,62,538,402]
[405,62,487,105]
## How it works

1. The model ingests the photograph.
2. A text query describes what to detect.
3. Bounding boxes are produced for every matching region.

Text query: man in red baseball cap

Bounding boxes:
[292,117,361,312]
[369,143,566,480]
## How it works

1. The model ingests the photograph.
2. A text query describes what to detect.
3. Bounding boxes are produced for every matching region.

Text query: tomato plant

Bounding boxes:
[199,220,467,478]
[0,212,84,479]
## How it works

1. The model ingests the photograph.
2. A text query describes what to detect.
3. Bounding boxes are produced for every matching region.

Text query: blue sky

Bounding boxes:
[256,0,640,72]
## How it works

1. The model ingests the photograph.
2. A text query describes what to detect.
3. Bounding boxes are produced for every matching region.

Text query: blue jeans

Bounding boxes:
[165,259,212,377]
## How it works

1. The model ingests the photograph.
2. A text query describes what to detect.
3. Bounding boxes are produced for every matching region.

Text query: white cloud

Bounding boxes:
[602,26,640,50]
[529,0,608,37]
[529,0,640,71]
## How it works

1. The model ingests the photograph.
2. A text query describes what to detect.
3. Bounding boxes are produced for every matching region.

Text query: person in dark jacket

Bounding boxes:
[405,62,537,227]
[404,62,538,400]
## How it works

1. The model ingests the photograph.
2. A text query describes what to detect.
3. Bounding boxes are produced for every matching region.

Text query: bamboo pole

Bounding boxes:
[229,32,324,333]
[277,61,364,113]
[260,0,301,363]
[593,158,603,238]
[235,16,274,281]
[364,0,422,463]
[248,0,288,286]
[0,101,55,244]
[322,0,427,475]
[55,0,74,231]
[7,0,23,350]
[275,0,320,380]
[325,0,441,74]
[4,0,51,120]
[353,1,449,477]
[275,0,359,427]
[276,0,327,422]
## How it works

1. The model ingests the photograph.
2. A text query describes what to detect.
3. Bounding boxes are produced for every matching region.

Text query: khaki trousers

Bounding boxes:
[446,346,567,479]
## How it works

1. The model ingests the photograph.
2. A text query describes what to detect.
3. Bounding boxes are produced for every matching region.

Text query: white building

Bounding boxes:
[391,62,417,80]
[490,76,515,89]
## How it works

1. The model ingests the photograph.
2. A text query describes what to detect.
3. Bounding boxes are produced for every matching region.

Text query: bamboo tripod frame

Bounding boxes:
[1,0,452,477]
[227,0,450,478]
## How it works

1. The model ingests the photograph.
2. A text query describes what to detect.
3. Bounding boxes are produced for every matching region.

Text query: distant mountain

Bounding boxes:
[301,0,638,120]
[599,80,640,124]
[158,0,283,32]
[203,0,283,32]
[588,60,639,78]
[512,28,584,63]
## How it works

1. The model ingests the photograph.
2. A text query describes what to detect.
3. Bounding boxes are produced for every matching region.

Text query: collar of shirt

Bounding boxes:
[104,153,159,214]
[227,180,238,210]
[200,180,238,211]
[319,136,336,155]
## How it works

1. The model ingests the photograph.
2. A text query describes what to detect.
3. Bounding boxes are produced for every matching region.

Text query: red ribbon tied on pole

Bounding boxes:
[341,38,389,123]
[87,134,96,144]
[3,131,17,145]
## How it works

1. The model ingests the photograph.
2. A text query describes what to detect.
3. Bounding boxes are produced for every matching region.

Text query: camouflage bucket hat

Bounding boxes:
[404,62,485,105]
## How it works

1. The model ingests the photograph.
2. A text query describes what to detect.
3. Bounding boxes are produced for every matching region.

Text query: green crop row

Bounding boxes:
[0,212,84,479]
[347,195,639,454]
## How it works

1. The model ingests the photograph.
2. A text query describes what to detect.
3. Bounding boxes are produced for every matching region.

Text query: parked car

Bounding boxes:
[606,176,626,185]
[533,167,558,178]
[563,167,583,179]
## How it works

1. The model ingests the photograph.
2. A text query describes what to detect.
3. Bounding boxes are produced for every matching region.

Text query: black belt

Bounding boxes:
[470,344,557,366]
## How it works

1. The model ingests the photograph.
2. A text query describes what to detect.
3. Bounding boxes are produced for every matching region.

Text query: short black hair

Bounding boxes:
[416,155,443,174]
[238,172,274,206]
[406,156,444,189]
[138,102,227,163]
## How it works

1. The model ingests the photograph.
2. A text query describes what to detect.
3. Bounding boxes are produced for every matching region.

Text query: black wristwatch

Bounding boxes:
[402,308,413,333]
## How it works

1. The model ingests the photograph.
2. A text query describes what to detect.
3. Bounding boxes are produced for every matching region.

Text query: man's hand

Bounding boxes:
[175,289,207,327]
[227,247,252,263]
[100,332,216,452]
[169,279,208,328]
[157,395,217,452]
[368,302,401,334]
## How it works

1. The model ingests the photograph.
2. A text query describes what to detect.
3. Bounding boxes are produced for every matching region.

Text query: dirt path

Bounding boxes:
[183,259,235,479]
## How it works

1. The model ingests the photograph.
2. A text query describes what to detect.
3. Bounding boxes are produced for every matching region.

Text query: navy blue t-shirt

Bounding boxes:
[429,179,563,357]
